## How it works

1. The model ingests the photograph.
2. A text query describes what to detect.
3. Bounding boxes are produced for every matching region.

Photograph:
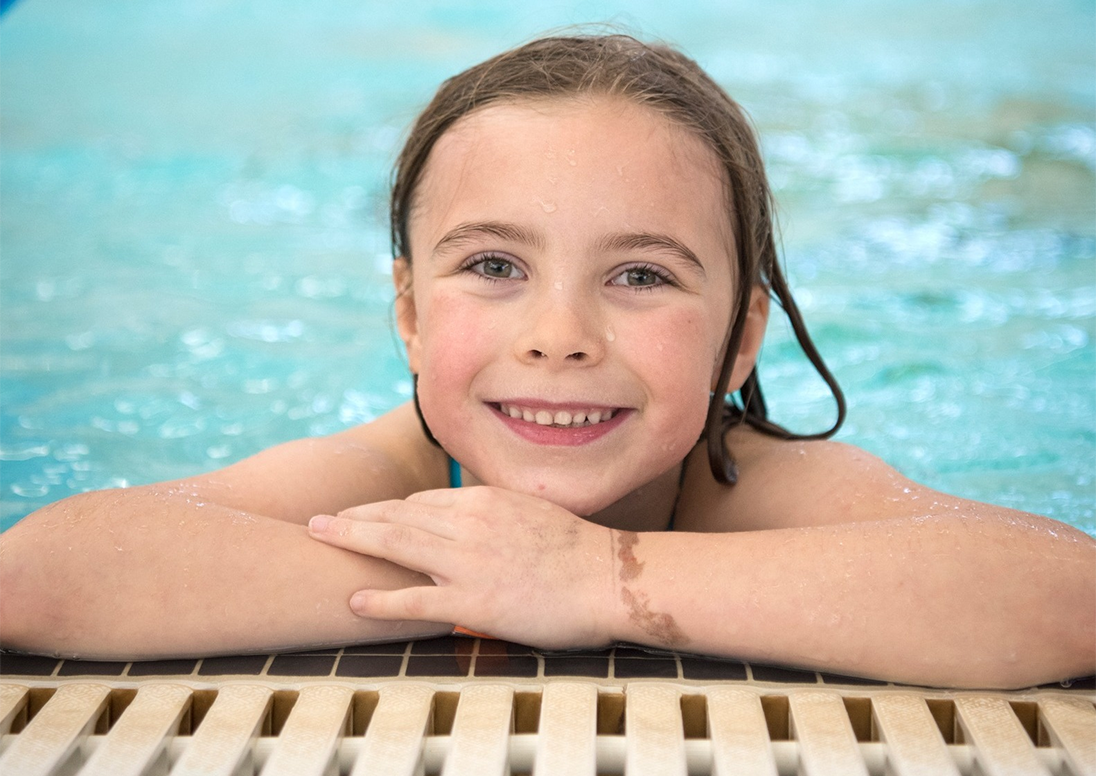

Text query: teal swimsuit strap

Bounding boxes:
[448,455,462,488]
[666,455,691,532]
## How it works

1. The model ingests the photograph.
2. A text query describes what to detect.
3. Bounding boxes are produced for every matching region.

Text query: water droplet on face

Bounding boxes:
[539,200,557,213]
[553,280,563,291]
[566,149,576,166]
[605,326,616,342]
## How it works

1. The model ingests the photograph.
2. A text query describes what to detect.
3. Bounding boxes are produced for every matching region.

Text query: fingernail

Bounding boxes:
[309,515,331,533]
[349,591,368,612]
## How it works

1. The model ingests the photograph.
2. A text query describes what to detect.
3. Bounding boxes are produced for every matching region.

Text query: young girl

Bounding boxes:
[1,34,1092,689]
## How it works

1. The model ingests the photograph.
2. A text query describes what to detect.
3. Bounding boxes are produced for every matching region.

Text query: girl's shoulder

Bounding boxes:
[675,426,947,533]
[174,402,448,524]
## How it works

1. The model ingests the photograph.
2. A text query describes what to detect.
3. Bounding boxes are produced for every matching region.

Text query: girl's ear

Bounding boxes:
[393,258,422,374]
[724,286,770,392]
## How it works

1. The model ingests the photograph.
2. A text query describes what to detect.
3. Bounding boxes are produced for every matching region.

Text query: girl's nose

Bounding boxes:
[515,294,606,367]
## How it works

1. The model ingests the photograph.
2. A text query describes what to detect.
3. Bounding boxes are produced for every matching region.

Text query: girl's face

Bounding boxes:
[397,97,766,516]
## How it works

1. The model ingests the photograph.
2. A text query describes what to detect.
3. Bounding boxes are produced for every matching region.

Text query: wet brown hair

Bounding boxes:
[391,33,844,484]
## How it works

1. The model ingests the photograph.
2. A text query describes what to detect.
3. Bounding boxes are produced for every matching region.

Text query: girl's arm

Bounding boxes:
[0,404,453,659]
[602,509,1094,689]
[308,439,1095,689]
[639,439,1096,688]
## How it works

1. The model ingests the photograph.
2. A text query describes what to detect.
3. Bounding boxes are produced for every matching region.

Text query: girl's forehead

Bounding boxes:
[410,96,734,259]
[436,96,717,172]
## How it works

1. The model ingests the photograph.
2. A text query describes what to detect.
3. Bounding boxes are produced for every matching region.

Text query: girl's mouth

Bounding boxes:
[488,402,629,445]
[495,402,616,429]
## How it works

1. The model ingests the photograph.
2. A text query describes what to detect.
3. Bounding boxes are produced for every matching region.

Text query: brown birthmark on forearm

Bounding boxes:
[613,530,689,649]
[616,530,644,582]
[621,588,688,649]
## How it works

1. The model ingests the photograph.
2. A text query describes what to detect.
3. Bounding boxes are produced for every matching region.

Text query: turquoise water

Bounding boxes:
[2,1,1093,534]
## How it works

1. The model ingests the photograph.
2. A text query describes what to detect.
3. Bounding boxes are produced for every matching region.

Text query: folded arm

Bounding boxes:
[604,510,1095,689]
[309,438,1096,689]
[0,405,453,660]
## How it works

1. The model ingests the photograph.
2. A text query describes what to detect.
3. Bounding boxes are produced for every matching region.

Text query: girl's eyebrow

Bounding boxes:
[432,221,545,255]
[597,232,707,279]
[432,220,707,280]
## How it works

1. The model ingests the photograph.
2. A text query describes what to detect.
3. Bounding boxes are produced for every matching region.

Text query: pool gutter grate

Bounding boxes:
[0,680,1092,776]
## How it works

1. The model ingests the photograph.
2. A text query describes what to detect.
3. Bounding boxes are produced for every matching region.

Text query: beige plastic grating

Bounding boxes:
[0,679,1092,776]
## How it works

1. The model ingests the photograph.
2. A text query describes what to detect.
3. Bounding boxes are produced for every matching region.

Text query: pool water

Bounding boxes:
[1,1,1093,535]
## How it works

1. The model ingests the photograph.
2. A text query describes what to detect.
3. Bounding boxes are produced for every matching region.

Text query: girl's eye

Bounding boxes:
[610,265,671,289]
[467,255,525,281]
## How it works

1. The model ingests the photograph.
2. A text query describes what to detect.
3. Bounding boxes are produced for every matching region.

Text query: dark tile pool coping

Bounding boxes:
[3,639,1092,691]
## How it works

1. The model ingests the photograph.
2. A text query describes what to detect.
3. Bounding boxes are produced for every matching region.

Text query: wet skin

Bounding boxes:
[395,97,760,521]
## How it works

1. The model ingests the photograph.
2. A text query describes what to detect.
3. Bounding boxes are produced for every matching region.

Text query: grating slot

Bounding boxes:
[266,690,301,737]
[925,698,958,743]
[10,687,59,735]
[597,689,626,735]
[1008,700,1041,746]
[180,688,218,735]
[760,693,791,740]
[513,690,542,735]
[842,696,874,742]
[0,684,30,736]
[432,691,460,737]
[680,694,707,740]
[347,690,380,737]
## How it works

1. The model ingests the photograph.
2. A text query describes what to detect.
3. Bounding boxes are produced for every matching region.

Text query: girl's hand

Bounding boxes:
[307,487,617,649]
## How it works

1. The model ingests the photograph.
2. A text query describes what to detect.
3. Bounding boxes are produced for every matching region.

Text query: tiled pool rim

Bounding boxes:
[3,637,1092,690]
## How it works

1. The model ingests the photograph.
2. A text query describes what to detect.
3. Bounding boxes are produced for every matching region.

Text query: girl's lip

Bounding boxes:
[489,398,618,412]
[487,403,630,446]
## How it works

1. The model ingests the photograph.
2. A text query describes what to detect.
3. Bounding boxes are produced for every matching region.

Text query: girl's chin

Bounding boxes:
[467,457,686,521]
[482,475,626,518]
[522,487,620,519]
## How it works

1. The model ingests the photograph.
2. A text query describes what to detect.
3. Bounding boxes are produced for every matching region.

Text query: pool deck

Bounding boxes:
[2,638,1094,775]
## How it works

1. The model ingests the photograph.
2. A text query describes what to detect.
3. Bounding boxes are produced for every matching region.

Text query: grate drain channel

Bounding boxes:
[0,681,1091,776]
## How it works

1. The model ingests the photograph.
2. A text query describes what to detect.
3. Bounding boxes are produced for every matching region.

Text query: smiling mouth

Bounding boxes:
[494,402,617,429]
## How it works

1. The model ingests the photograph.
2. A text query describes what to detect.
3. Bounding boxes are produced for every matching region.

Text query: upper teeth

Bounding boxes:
[500,404,615,427]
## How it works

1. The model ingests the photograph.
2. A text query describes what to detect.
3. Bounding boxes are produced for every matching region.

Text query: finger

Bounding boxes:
[308,515,452,576]
[349,586,455,625]
[404,489,460,507]
[335,499,457,539]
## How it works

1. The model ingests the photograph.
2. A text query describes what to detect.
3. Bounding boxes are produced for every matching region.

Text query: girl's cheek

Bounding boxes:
[418,294,500,397]
[640,308,721,374]
[648,310,721,423]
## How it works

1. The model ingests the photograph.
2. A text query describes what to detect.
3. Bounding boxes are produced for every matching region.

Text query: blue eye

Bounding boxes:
[610,264,671,289]
[467,254,525,281]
